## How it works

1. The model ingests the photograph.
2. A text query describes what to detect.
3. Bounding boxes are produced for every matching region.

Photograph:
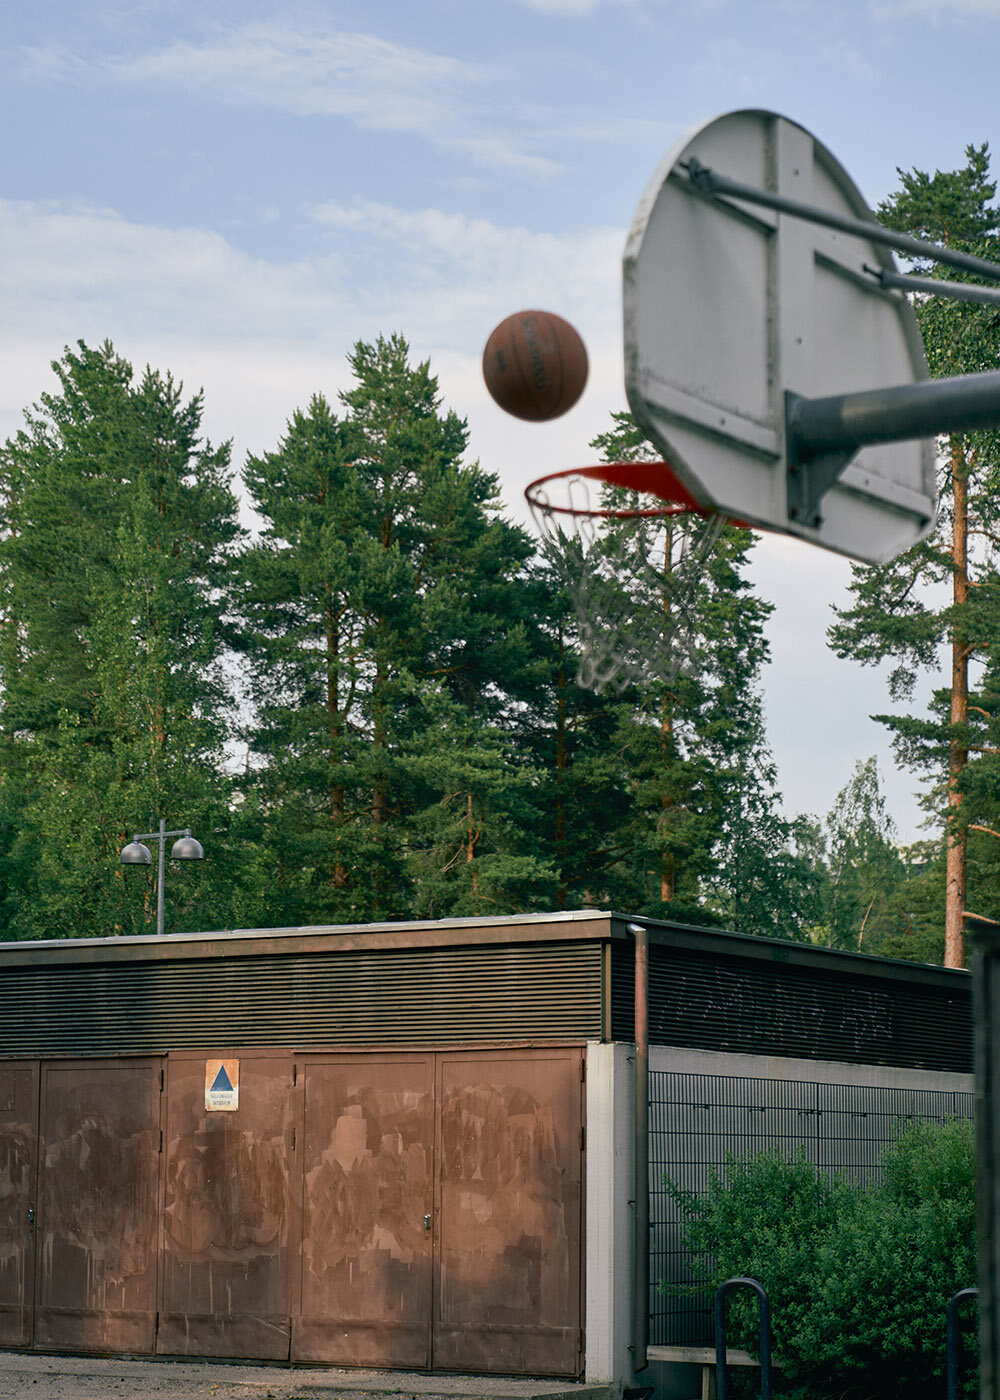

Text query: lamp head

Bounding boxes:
[120,840,152,867]
[171,835,204,861]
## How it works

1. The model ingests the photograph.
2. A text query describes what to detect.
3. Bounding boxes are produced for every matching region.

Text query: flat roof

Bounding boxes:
[0,909,970,991]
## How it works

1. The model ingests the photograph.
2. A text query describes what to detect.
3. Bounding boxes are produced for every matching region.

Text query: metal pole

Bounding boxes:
[869,265,1000,309]
[787,370,1000,463]
[156,818,166,938]
[628,922,650,1374]
[686,158,1000,284]
[968,914,1000,1400]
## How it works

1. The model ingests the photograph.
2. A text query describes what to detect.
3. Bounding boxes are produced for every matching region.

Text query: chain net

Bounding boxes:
[527,470,726,693]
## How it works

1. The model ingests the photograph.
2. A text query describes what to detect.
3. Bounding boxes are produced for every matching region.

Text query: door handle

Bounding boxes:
[27,1206,35,1228]
[423,1214,431,1231]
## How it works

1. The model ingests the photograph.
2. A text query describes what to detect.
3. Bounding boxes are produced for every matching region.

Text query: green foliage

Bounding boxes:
[830,146,1000,947]
[0,341,245,939]
[815,757,907,951]
[236,334,554,925]
[545,411,819,938]
[669,1119,977,1399]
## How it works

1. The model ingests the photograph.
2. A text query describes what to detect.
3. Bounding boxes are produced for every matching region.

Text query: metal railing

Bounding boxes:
[947,1287,979,1400]
[710,1278,975,1399]
[714,1278,772,1400]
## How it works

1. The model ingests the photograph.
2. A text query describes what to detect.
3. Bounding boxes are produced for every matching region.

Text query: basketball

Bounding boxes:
[482,310,589,421]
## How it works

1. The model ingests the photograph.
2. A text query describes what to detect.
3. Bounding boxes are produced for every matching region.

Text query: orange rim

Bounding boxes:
[524,461,713,520]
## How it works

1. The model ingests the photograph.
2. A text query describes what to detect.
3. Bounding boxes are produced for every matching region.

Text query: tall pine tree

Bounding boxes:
[527,411,811,935]
[237,334,552,924]
[829,146,1000,965]
[0,341,243,939]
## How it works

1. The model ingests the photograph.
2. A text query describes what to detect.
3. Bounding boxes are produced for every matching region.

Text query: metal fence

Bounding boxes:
[649,1070,976,1346]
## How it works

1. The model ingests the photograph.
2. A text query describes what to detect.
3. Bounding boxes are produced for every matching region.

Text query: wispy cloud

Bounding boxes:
[311,198,622,332]
[506,0,637,12]
[870,0,1000,16]
[15,23,561,176]
[0,198,337,340]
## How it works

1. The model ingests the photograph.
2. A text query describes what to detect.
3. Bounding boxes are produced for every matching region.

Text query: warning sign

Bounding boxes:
[205,1058,239,1112]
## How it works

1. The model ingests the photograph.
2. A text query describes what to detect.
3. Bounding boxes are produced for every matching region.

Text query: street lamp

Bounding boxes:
[120,818,204,936]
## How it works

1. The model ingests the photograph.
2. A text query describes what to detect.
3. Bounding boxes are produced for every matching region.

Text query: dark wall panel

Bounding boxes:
[158,1052,294,1360]
[34,1060,161,1353]
[0,1062,37,1348]
[0,943,603,1057]
[433,1048,583,1377]
[294,1054,435,1367]
[612,942,972,1072]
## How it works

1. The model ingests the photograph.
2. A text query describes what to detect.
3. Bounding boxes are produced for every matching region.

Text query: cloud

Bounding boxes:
[506,0,637,11]
[104,26,462,125]
[311,198,623,337]
[0,193,626,509]
[870,0,1000,15]
[0,199,338,341]
[15,23,560,176]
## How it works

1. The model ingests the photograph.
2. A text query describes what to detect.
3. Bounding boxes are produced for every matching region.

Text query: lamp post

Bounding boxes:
[120,818,204,936]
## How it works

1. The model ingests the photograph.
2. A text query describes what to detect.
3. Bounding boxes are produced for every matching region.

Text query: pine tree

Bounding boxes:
[237,335,552,924]
[829,146,1000,965]
[0,341,243,939]
[528,411,811,934]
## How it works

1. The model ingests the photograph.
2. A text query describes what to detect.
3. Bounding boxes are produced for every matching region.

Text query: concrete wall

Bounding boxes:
[654,1043,974,1093]
[584,1042,634,1390]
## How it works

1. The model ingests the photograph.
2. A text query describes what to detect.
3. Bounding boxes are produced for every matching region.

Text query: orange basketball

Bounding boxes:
[482,310,589,421]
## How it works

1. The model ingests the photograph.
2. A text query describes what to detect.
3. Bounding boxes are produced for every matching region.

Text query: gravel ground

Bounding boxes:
[0,1354,611,1400]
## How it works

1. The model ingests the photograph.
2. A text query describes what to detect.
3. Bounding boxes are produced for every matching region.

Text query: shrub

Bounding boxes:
[666,1118,977,1400]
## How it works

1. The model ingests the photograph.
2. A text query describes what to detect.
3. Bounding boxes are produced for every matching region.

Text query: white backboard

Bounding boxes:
[624,109,937,564]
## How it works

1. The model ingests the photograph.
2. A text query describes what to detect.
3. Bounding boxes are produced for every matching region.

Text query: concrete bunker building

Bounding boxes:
[0,912,974,1397]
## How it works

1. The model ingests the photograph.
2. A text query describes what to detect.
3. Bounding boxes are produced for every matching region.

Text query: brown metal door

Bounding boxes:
[34,1059,162,1353]
[0,1061,38,1348]
[158,1051,293,1359]
[432,1048,583,1376]
[294,1054,434,1366]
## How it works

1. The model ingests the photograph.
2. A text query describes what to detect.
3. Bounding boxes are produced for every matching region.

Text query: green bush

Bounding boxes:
[667,1118,977,1400]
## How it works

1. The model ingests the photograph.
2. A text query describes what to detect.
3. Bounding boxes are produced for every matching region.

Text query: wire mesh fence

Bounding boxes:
[649,1070,976,1346]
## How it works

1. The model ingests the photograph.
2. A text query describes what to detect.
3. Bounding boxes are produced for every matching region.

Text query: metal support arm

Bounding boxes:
[866,264,1000,308]
[786,371,1000,525]
[686,158,1000,283]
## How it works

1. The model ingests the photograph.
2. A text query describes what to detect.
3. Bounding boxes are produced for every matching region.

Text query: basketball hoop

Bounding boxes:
[525,460,733,692]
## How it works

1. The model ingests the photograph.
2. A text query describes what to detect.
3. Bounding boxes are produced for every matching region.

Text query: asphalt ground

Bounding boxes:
[0,1354,614,1400]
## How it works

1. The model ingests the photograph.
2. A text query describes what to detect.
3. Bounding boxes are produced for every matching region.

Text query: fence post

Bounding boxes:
[946,1286,979,1400]
[713,1277,772,1400]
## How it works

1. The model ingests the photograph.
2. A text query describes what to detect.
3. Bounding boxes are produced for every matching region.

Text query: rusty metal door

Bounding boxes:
[432,1048,583,1376]
[293,1054,434,1366]
[34,1059,162,1353]
[158,1051,293,1359]
[0,1061,38,1348]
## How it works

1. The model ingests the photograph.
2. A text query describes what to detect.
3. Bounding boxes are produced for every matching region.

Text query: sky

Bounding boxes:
[1,0,996,843]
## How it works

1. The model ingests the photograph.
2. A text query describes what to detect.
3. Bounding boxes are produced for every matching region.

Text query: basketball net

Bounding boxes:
[525,462,728,693]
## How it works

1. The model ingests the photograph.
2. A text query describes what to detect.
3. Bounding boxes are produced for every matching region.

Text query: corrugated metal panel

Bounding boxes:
[0,942,604,1057]
[611,942,973,1072]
